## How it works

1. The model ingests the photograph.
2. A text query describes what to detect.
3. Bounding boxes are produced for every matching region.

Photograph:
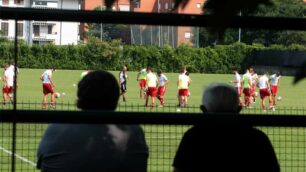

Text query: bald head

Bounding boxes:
[202,83,240,113]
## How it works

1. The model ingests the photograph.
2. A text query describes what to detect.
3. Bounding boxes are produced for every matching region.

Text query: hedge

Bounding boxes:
[0,38,305,74]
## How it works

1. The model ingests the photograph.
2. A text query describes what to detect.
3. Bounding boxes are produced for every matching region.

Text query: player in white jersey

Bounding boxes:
[270,72,281,107]
[40,68,56,109]
[2,65,15,105]
[177,67,191,107]
[119,66,128,102]
[230,68,242,106]
[249,67,259,103]
[258,72,274,112]
[145,67,158,110]
[157,70,168,107]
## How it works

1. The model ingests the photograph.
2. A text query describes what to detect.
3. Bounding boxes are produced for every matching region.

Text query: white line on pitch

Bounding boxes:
[0,146,36,167]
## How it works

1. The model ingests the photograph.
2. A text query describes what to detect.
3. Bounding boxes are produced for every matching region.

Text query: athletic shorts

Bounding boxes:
[260,88,271,99]
[243,88,251,97]
[139,79,146,88]
[235,87,242,96]
[157,86,166,97]
[3,86,13,94]
[271,85,278,95]
[147,87,157,97]
[43,83,54,95]
[178,89,189,96]
[121,82,127,93]
[250,84,256,96]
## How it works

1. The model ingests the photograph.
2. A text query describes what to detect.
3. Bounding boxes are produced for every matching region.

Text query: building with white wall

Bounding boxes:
[0,0,80,45]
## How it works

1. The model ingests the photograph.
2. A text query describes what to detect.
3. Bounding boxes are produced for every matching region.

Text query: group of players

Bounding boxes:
[119,66,191,110]
[231,67,281,112]
[3,64,280,111]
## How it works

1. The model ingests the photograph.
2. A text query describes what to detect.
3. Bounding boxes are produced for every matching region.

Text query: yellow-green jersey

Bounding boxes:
[242,73,251,89]
[178,74,190,89]
[139,69,147,80]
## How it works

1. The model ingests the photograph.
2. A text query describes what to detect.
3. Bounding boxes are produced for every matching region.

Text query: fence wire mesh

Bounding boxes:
[0,122,306,172]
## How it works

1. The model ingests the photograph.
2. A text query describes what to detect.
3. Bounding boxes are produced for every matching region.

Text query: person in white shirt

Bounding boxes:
[177,67,191,107]
[40,68,56,109]
[249,67,259,103]
[137,68,147,99]
[270,72,281,106]
[157,70,168,107]
[145,67,158,110]
[258,72,274,112]
[230,68,242,106]
[2,65,15,105]
[119,66,128,102]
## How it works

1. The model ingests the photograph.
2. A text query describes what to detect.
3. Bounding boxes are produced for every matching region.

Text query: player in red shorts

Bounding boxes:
[242,69,251,108]
[230,68,242,106]
[258,72,274,112]
[40,68,56,109]
[145,67,158,110]
[177,67,191,107]
[137,68,147,99]
[249,67,259,103]
[157,70,168,107]
[2,65,15,105]
[270,72,281,107]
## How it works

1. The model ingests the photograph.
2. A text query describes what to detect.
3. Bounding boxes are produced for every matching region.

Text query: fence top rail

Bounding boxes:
[0,110,305,127]
[0,7,305,31]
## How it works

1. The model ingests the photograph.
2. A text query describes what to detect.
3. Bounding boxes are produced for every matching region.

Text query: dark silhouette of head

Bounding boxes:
[77,70,119,110]
[201,83,241,113]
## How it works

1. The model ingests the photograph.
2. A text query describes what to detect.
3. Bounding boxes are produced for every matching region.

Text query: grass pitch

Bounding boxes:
[0,69,306,172]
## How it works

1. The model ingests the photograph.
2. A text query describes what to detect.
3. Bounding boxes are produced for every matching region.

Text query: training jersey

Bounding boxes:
[258,75,269,89]
[242,73,251,89]
[42,70,52,84]
[139,69,147,80]
[178,74,190,89]
[146,72,158,87]
[4,69,14,87]
[250,73,258,85]
[158,74,168,87]
[270,74,281,86]
[234,73,241,88]
[119,71,127,84]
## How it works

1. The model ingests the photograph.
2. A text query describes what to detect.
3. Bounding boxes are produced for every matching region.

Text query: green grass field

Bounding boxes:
[1,69,306,172]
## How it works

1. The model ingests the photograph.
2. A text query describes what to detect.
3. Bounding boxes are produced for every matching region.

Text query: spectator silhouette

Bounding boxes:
[173,83,280,172]
[37,70,148,172]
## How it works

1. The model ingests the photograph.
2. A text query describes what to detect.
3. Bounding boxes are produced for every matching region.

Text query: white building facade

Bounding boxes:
[0,0,80,45]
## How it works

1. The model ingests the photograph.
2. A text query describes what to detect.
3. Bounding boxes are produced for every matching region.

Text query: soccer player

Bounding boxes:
[137,68,147,98]
[40,68,56,109]
[2,65,15,105]
[230,68,242,106]
[157,70,168,107]
[270,72,281,107]
[242,69,251,108]
[177,67,191,107]
[119,65,128,102]
[249,67,259,103]
[145,67,158,110]
[258,72,274,112]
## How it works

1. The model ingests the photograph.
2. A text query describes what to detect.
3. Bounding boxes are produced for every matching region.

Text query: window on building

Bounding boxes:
[17,23,23,37]
[2,0,9,5]
[34,1,47,6]
[196,3,201,9]
[119,5,130,12]
[33,25,40,37]
[48,25,52,34]
[165,3,168,10]
[132,0,140,8]
[184,32,191,39]
[14,0,24,5]
[1,22,9,36]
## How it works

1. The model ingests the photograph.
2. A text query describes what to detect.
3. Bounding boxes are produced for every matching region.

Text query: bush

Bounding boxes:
[0,40,305,74]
